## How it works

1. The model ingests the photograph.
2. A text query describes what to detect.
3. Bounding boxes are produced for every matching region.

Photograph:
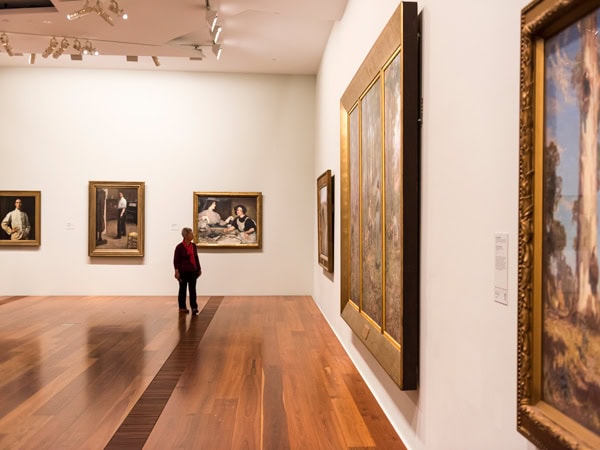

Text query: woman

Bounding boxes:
[173,227,202,314]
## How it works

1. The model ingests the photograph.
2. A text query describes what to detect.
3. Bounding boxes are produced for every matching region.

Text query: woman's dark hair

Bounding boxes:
[235,204,247,214]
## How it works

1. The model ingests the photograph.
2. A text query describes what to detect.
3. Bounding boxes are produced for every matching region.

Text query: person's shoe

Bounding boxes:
[192,309,199,315]
[179,308,189,314]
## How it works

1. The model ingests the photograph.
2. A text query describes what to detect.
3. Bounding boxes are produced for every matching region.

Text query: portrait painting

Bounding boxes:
[518,0,600,448]
[340,1,420,390]
[317,170,334,273]
[193,192,262,249]
[0,190,41,247]
[88,181,145,257]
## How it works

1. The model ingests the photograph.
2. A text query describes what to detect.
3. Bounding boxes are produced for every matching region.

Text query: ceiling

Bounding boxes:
[0,0,348,74]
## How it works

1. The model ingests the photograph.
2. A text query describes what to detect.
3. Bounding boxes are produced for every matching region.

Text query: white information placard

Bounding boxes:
[495,233,508,305]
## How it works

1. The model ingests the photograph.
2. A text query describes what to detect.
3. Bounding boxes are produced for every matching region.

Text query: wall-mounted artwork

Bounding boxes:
[317,170,334,273]
[518,0,600,448]
[193,192,262,249]
[88,181,145,257]
[339,1,420,390]
[0,190,41,247]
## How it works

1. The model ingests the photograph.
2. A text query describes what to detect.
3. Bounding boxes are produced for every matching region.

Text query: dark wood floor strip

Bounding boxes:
[0,296,27,306]
[104,296,223,450]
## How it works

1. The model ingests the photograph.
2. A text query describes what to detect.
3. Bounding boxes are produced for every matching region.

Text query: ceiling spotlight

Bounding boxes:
[212,43,222,60]
[206,9,218,32]
[42,37,58,58]
[71,54,83,61]
[126,55,138,62]
[95,1,114,26]
[82,40,98,56]
[52,38,70,59]
[0,33,14,56]
[73,38,82,53]
[29,53,36,64]
[193,45,205,60]
[108,0,127,19]
[152,56,160,67]
[211,25,222,44]
[67,1,94,20]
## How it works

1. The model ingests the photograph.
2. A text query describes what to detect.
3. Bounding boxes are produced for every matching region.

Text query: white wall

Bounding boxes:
[0,69,315,296]
[313,0,537,449]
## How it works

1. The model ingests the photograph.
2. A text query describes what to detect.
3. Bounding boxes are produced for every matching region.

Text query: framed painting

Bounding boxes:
[317,170,334,273]
[193,192,262,249]
[339,1,420,390]
[518,0,600,448]
[88,181,145,257]
[0,190,41,246]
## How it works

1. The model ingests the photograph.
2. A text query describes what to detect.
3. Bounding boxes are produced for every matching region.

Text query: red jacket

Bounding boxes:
[173,241,201,276]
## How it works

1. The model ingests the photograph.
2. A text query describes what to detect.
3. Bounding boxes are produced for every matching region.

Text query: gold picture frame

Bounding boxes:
[88,181,145,257]
[518,0,600,448]
[193,192,262,249]
[340,1,420,390]
[317,170,334,273]
[0,190,41,246]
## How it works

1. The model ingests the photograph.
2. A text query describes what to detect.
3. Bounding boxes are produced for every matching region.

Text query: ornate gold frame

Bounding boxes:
[0,190,41,247]
[317,170,334,273]
[193,192,262,249]
[88,181,145,257]
[339,1,419,390]
[518,0,600,447]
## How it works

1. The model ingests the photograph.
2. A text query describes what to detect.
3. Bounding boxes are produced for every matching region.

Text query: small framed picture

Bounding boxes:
[193,192,262,249]
[317,170,334,272]
[88,181,145,257]
[0,190,41,247]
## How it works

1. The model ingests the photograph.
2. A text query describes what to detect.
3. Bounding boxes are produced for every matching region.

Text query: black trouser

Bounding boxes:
[178,271,198,310]
[117,210,126,238]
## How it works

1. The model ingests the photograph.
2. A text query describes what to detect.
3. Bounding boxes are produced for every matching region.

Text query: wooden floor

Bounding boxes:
[0,295,406,450]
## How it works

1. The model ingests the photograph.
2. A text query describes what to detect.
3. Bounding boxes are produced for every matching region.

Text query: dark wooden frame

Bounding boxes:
[518,0,600,448]
[339,1,420,390]
[88,181,145,257]
[0,190,41,246]
[193,192,262,249]
[317,170,334,273]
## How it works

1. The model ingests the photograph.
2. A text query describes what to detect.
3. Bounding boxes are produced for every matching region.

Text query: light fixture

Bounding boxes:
[71,54,83,61]
[72,38,82,53]
[0,33,15,56]
[152,56,160,67]
[67,0,95,20]
[212,43,222,60]
[206,9,218,32]
[52,38,70,59]
[66,0,128,26]
[192,45,205,60]
[95,0,114,26]
[42,37,58,58]
[211,25,222,44]
[126,55,138,62]
[108,0,128,20]
[82,40,99,56]
[29,53,36,64]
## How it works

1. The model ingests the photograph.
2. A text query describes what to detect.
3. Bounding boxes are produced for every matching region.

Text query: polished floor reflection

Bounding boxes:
[0,295,406,449]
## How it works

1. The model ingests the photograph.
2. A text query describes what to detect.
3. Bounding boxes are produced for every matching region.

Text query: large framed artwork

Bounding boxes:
[193,192,262,249]
[0,190,41,247]
[518,0,600,448]
[88,181,145,257]
[317,170,334,273]
[339,1,420,390]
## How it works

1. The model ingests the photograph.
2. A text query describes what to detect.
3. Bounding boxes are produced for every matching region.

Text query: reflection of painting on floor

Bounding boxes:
[96,219,139,250]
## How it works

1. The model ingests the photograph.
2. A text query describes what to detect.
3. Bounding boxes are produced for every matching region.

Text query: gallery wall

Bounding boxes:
[313,0,535,449]
[0,69,316,296]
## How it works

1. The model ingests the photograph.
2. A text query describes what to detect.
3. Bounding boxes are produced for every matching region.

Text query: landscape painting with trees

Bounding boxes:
[542,6,600,435]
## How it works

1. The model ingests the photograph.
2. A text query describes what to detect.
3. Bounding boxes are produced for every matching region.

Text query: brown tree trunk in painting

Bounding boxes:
[575,15,600,319]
